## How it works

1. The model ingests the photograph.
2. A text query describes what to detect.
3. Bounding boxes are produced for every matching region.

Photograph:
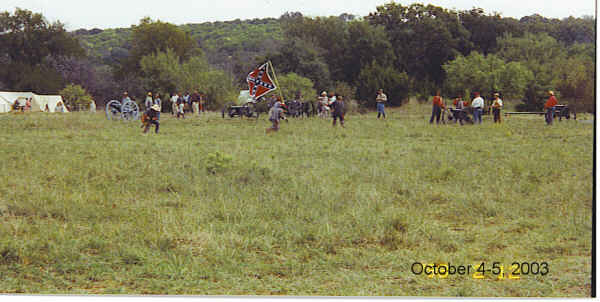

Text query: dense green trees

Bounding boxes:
[443,52,532,100]
[139,49,236,110]
[276,73,316,101]
[117,17,196,78]
[367,3,472,89]
[0,8,84,93]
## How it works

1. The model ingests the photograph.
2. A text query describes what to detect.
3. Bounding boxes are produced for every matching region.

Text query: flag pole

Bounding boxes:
[268,60,285,103]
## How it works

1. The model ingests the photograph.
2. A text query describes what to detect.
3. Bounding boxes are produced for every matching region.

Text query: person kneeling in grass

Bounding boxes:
[331,95,345,127]
[142,104,161,134]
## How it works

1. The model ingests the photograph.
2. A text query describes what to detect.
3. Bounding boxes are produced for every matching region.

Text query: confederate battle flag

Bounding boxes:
[246,63,277,100]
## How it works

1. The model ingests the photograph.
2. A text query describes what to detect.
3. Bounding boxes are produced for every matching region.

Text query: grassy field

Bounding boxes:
[0,103,593,296]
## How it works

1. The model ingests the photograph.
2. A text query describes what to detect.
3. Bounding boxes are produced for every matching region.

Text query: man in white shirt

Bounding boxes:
[471,92,484,124]
[121,92,131,105]
[170,93,179,116]
[317,91,329,118]
[376,89,387,119]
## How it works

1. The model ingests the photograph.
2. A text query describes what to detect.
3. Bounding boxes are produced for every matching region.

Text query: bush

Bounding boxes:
[59,84,93,111]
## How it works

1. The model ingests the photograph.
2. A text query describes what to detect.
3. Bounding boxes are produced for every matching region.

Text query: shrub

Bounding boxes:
[59,84,93,111]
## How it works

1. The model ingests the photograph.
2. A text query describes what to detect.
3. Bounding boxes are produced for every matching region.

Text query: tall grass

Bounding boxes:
[0,106,593,296]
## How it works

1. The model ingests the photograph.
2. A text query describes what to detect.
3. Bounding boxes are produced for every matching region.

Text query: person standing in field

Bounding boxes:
[376,89,387,119]
[170,93,178,116]
[492,93,503,123]
[184,92,191,111]
[318,91,329,118]
[327,92,336,107]
[429,90,445,124]
[544,90,558,125]
[177,98,185,119]
[266,98,284,133]
[471,92,484,124]
[153,93,162,120]
[330,95,345,127]
[143,104,161,134]
[191,90,201,117]
[90,100,96,113]
[200,92,206,112]
[144,92,153,111]
[121,92,131,105]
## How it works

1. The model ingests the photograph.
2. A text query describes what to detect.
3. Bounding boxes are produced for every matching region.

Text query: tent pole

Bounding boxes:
[268,60,285,103]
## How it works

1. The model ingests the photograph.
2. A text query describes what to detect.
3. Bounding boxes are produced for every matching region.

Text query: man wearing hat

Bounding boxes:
[144,92,153,111]
[143,104,161,134]
[153,93,162,120]
[376,89,387,119]
[544,91,558,125]
[267,97,285,133]
[471,92,484,124]
[492,93,503,123]
[318,91,329,118]
[121,92,131,106]
[191,90,201,117]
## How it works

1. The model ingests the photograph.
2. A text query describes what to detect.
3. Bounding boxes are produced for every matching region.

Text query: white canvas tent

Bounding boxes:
[31,95,68,112]
[0,98,11,113]
[0,92,68,113]
[0,92,35,112]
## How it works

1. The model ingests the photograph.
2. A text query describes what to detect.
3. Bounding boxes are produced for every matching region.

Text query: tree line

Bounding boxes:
[0,4,595,112]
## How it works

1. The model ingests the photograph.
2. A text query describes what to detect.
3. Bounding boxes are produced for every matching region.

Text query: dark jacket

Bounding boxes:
[191,93,201,102]
[330,100,345,116]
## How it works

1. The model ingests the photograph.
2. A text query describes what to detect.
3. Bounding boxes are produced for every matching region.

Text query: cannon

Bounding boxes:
[105,99,140,121]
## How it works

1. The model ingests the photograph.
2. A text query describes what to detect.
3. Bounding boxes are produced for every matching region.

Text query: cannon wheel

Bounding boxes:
[105,100,121,120]
[222,102,235,119]
[121,100,140,121]
[244,102,259,119]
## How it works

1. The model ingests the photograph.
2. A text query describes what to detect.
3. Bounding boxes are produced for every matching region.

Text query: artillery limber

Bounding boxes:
[221,90,261,119]
[221,102,259,119]
[105,99,140,121]
[504,105,575,121]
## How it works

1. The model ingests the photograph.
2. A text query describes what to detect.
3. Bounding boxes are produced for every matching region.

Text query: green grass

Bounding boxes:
[0,104,593,296]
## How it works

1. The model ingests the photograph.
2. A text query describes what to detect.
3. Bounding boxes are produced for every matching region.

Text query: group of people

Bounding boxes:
[139,87,561,134]
[13,97,31,112]
[166,91,206,118]
[315,91,347,126]
[129,90,206,134]
[13,97,67,113]
[267,92,347,133]
[429,90,560,125]
[429,91,505,125]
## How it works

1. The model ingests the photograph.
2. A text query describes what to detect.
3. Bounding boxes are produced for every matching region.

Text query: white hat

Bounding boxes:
[151,104,160,111]
[321,91,327,96]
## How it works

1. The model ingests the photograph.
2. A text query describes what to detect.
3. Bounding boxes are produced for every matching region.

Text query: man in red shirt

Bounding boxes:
[544,91,558,125]
[429,90,445,124]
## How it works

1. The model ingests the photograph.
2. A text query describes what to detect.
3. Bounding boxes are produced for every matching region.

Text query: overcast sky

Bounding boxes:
[3,0,596,30]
